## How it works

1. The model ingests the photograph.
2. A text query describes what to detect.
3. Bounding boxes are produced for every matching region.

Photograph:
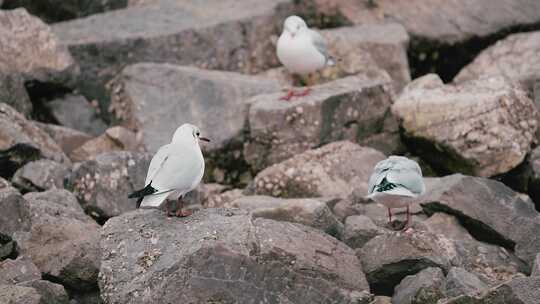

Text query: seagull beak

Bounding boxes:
[199,137,211,142]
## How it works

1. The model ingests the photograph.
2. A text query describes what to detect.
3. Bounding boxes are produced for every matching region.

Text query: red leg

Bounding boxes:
[175,198,192,217]
[279,89,295,101]
[387,208,392,223]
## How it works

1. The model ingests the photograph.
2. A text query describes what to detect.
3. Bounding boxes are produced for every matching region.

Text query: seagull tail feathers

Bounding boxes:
[139,191,171,208]
[128,182,157,199]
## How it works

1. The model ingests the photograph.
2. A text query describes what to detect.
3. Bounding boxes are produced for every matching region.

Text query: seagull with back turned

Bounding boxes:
[128,123,210,217]
[367,156,426,231]
[276,15,336,101]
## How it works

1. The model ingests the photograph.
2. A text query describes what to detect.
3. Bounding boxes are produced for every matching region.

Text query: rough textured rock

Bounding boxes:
[69,151,151,221]
[0,188,100,292]
[526,146,540,211]
[0,280,69,304]
[0,72,32,116]
[0,103,70,165]
[70,126,140,162]
[0,8,78,84]
[441,275,540,304]
[264,23,410,92]
[35,123,92,160]
[419,212,526,286]
[250,141,386,199]
[52,0,294,114]
[392,267,446,304]
[304,0,540,44]
[12,160,69,192]
[532,253,540,277]
[341,215,384,249]
[444,267,488,297]
[200,185,244,209]
[100,208,370,304]
[455,31,540,92]
[2,0,128,23]
[0,284,43,304]
[246,73,399,171]
[0,256,40,285]
[46,94,107,136]
[393,74,539,177]
[226,195,342,236]
[358,230,456,295]
[420,174,540,267]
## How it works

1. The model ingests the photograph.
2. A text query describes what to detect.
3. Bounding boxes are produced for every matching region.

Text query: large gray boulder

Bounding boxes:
[100,208,371,303]
[420,174,540,267]
[45,94,107,136]
[69,151,151,221]
[444,267,488,298]
[0,72,32,117]
[0,103,70,165]
[245,74,398,171]
[35,123,92,161]
[393,74,538,177]
[249,141,386,199]
[392,267,446,304]
[52,0,294,112]
[0,188,100,292]
[12,159,70,192]
[454,31,540,93]
[69,126,141,162]
[304,0,540,44]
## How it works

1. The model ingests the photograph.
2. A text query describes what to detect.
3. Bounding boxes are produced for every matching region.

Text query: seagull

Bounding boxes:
[128,124,210,217]
[276,15,336,101]
[367,156,426,230]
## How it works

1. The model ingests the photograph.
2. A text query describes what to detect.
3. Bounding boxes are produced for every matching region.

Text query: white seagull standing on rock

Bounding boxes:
[128,123,210,217]
[276,15,336,101]
[367,156,426,230]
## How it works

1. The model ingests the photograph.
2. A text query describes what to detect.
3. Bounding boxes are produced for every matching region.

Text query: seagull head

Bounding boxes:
[172,123,210,145]
[283,15,307,38]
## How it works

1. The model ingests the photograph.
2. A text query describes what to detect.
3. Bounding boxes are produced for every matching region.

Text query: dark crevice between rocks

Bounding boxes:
[25,80,72,124]
[0,143,42,179]
[367,259,444,296]
[408,23,540,82]
[292,0,353,29]
[400,129,475,177]
[204,138,253,188]
[42,273,101,304]
[0,232,19,261]
[421,201,516,251]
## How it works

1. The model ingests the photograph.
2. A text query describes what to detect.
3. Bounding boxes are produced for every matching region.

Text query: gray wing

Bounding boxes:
[308,29,331,63]
[144,144,170,185]
[367,156,425,196]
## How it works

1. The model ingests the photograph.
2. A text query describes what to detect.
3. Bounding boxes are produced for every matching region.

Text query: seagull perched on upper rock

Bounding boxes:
[367,156,426,230]
[128,123,210,217]
[276,15,336,101]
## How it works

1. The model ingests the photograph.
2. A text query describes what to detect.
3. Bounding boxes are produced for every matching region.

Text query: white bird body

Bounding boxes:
[276,16,333,76]
[367,156,425,211]
[130,124,207,210]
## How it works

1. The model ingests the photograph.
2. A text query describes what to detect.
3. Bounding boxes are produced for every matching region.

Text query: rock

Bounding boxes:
[332,198,362,222]
[1,0,128,23]
[100,208,370,303]
[526,147,540,211]
[358,230,456,295]
[0,103,70,166]
[392,267,446,304]
[533,254,540,277]
[0,8,78,84]
[245,73,399,171]
[46,94,107,136]
[0,256,40,285]
[69,151,151,221]
[12,190,101,291]
[35,123,92,159]
[441,275,540,304]
[420,174,540,267]
[454,31,540,93]
[250,141,385,199]
[69,126,140,162]
[226,195,342,236]
[52,0,294,115]
[0,280,69,304]
[305,0,540,44]
[393,74,539,177]
[341,215,384,249]
[0,72,32,116]
[420,212,526,285]
[12,159,69,192]
[200,185,244,209]
[444,267,488,297]
[0,186,31,237]
[0,143,42,179]
[263,23,410,92]
[370,296,392,304]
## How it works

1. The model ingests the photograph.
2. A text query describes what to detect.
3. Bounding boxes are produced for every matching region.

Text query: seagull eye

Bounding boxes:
[196,132,200,137]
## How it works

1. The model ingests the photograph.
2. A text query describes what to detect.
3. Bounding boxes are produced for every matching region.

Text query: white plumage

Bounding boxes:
[129,124,207,214]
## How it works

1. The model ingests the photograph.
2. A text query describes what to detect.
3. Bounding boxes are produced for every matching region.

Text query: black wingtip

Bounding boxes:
[136,197,143,209]
[128,182,157,199]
